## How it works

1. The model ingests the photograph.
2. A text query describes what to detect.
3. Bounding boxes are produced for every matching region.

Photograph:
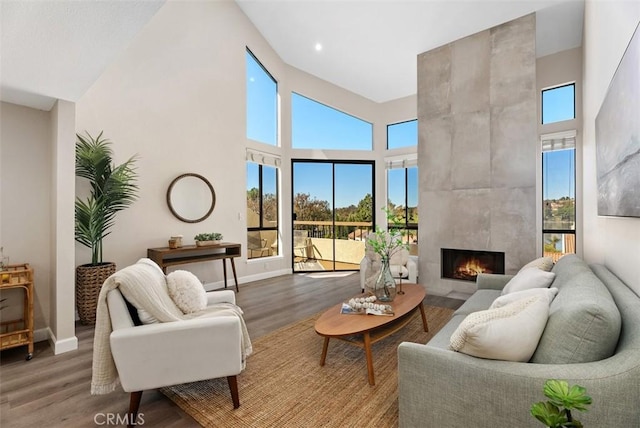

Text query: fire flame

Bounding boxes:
[455,258,492,278]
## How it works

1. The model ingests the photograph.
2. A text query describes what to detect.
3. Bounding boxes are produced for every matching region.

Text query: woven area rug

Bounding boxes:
[161,305,454,427]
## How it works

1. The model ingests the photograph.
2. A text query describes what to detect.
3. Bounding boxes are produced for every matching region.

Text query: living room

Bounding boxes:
[1,0,639,426]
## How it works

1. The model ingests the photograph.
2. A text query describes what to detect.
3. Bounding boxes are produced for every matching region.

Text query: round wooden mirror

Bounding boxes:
[166,173,216,223]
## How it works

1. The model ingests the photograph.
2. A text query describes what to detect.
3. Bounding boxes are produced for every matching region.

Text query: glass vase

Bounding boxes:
[375,256,396,302]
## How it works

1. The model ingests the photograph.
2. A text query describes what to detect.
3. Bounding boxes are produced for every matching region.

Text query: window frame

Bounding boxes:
[291,92,373,150]
[247,162,279,259]
[541,83,576,125]
[386,166,418,240]
[387,119,418,150]
[246,48,278,146]
[541,131,576,259]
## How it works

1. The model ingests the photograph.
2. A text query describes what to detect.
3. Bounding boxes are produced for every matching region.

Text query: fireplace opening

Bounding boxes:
[441,248,505,282]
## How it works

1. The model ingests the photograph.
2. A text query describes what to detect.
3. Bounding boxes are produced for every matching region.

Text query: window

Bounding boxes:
[387,166,418,253]
[246,49,277,145]
[542,83,575,124]
[247,158,279,259]
[387,120,418,149]
[542,131,576,261]
[291,93,372,150]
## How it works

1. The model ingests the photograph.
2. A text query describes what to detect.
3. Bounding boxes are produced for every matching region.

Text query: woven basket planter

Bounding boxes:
[75,262,116,325]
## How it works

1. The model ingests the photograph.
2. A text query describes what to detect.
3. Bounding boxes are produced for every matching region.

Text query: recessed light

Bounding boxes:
[315,43,323,52]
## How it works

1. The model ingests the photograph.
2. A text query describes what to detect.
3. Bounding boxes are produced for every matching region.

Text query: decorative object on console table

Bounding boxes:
[74,131,139,325]
[194,232,223,247]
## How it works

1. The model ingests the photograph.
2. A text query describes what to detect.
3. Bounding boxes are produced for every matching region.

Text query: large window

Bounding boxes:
[247,161,279,259]
[387,166,418,253]
[542,83,575,124]
[542,132,576,261]
[291,93,372,150]
[387,120,418,149]
[246,49,277,145]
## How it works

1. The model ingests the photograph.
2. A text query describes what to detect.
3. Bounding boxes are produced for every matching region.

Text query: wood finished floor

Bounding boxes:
[0,273,463,428]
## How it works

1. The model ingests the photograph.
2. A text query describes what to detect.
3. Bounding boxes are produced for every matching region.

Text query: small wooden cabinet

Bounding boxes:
[0,264,34,360]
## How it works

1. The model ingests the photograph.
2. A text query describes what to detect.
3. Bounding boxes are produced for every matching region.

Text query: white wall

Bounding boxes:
[582,1,640,290]
[0,102,52,332]
[0,100,77,353]
[76,0,415,286]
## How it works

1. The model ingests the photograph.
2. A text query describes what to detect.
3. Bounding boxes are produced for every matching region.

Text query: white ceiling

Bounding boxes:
[0,0,166,111]
[0,0,584,111]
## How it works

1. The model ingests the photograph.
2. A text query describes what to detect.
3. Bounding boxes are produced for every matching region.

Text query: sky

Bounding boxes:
[247,51,575,212]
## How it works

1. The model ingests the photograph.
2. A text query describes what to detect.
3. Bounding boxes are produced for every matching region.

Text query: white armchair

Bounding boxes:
[105,283,244,426]
[360,232,417,293]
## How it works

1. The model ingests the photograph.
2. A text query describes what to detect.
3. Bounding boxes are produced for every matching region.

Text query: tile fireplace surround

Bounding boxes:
[418,14,537,296]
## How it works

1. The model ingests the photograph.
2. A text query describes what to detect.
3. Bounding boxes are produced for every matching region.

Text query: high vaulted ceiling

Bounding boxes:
[0,0,584,111]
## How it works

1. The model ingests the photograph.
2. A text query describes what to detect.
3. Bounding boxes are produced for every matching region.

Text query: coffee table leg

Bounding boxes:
[419,302,429,332]
[363,332,375,385]
[320,337,330,366]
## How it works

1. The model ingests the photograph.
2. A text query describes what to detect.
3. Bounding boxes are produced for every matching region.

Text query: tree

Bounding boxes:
[293,193,331,221]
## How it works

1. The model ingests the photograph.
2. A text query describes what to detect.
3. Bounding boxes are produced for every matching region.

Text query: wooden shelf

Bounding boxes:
[0,264,34,360]
[147,243,242,291]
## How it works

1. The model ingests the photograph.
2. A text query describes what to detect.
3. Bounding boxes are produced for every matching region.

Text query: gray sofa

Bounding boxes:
[398,255,640,427]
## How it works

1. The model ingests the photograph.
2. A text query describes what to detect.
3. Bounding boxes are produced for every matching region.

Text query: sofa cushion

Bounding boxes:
[166,270,207,314]
[426,314,467,350]
[114,258,183,324]
[454,289,501,316]
[530,255,622,363]
[449,295,550,362]
[490,287,558,309]
[501,267,555,295]
[520,256,554,272]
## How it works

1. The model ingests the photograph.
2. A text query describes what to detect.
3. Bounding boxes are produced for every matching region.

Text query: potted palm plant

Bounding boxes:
[75,131,139,325]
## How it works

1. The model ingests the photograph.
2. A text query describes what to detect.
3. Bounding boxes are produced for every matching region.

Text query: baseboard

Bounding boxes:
[34,327,49,343]
[203,268,291,291]
[47,327,78,355]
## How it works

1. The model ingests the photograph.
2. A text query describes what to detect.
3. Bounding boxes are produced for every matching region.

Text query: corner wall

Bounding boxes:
[417,14,538,296]
[0,100,77,353]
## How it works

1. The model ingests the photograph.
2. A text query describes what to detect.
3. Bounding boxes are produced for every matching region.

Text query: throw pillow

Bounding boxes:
[450,295,550,362]
[166,270,207,314]
[490,287,558,309]
[519,256,554,272]
[501,267,555,295]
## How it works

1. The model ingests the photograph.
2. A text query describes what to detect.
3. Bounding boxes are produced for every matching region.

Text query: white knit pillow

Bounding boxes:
[450,295,550,362]
[166,270,207,314]
[519,256,554,272]
[501,267,555,295]
[490,287,558,310]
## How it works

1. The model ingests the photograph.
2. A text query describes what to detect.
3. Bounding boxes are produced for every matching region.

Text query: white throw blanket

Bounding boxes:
[91,258,252,395]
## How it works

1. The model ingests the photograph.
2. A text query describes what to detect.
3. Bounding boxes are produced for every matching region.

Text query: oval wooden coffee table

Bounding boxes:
[314,284,428,385]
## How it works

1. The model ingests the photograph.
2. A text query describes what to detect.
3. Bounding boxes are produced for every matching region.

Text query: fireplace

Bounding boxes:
[441,248,505,281]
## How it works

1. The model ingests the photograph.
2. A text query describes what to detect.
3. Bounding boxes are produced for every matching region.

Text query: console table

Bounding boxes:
[147,243,241,292]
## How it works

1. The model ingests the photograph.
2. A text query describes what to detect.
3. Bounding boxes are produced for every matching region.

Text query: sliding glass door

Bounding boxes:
[292,160,374,272]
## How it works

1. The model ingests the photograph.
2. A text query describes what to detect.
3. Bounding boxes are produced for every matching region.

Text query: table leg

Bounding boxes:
[230,257,239,292]
[222,259,228,289]
[363,332,375,385]
[320,337,330,366]
[419,301,429,332]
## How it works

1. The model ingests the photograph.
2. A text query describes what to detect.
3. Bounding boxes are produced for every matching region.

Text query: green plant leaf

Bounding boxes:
[544,380,592,412]
[75,131,139,264]
[531,401,567,427]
